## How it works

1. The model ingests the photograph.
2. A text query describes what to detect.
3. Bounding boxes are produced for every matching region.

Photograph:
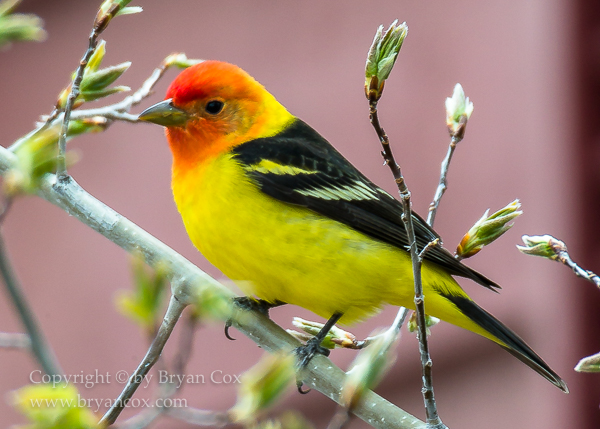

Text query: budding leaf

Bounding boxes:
[230,353,295,423]
[192,286,232,322]
[95,0,140,33]
[291,317,358,349]
[0,0,46,49]
[516,234,565,260]
[86,39,107,73]
[364,20,408,101]
[116,6,142,16]
[446,83,474,140]
[164,53,204,69]
[10,383,98,429]
[457,199,522,258]
[6,119,105,195]
[115,255,169,333]
[575,351,600,373]
[407,312,440,335]
[341,329,398,411]
[57,41,131,108]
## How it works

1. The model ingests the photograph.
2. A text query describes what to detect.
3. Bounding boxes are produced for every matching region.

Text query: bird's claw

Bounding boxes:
[224,297,286,341]
[296,379,311,394]
[295,337,331,368]
[232,297,284,316]
[224,320,235,341]
[294,338,330,394]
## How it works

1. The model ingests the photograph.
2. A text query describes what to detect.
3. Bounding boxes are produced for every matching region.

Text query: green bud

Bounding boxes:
[95,0,141,32]
[7,118,104,195]
[57,42,130,108]
[115,254,169,333]
[80,85,131,102]
[575,351,600,373]
[192,286,232,322]
[516,234,565,260]
[341,328,397,410]
[164,53,204,69]
[0,0,19,16]
[10,383,98,429]
[0,0,46,49]
[87,40,107,73]
[446,83,474,140]
[230,353,295,423]
[407,312,440,334]
[365,20,408,101]
[116,6,143,16]
[291,317,358,349]
[457,199,522,258]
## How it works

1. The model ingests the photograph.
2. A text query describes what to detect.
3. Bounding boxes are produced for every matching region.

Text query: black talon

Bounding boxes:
[297,380,311,394]
[224,297,287,340]
[224,321,236,341]
[294,312,342,368]
[295,336,332,367]
[233,297,286,316]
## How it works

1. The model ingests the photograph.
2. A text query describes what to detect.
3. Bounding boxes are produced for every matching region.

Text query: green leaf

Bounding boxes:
[0,5,46,48]
[10,383,98,429]
[114,255,168,332]
[231,353,295,423]
[575,351,600,373]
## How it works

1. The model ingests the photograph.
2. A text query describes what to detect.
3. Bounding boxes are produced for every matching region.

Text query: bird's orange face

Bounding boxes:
[140,61,293,169]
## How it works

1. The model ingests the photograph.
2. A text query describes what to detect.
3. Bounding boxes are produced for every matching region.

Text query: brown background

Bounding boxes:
[1,0,599,428]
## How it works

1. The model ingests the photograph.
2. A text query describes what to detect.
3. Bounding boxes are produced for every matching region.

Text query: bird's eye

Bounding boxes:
[205,100,224,115]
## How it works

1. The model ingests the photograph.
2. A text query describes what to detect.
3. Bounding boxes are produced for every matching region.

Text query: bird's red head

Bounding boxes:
[140,61,293,170]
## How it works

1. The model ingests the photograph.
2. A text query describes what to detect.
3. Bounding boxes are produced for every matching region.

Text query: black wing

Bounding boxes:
[231,118,499,290]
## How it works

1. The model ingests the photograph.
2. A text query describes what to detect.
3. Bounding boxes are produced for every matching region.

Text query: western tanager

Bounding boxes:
[139,60,567,392]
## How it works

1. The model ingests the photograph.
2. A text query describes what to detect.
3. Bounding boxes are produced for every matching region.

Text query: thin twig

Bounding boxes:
[113,314,203,429]
[56,28,101,179]
[519,235,600,289]
[556,250,600,289]
[0,332,30,349]
[112,408,162,429]
[388,306,410,336]
[369,99,445,428]
[9,54,185,154]
[99,294,187,426]
[70,110,138,122]
[427,136,460,226]
[0,232,63,376]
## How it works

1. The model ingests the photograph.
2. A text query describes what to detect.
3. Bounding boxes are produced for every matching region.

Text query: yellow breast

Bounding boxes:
[171,152,478,329]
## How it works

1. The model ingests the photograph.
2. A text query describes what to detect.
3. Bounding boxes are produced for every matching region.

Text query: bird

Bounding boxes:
[138,60,567,392]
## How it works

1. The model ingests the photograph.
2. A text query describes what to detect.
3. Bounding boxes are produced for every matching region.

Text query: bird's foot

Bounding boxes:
[295,336,331,368]
[232,297,285,316]
[224,297,286,340]
[294,337,332,394]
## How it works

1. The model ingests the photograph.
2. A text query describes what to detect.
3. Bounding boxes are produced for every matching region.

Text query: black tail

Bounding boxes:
[445,294,568,393]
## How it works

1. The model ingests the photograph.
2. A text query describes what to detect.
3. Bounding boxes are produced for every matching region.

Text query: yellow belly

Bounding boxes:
[172,153,481,330]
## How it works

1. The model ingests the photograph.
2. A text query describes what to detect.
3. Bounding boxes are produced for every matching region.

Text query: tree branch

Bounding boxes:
[56,28,100,178]
[369,99,445,428]
[0,230,62,376]
[0,145,426,429]
[427,136,459,227]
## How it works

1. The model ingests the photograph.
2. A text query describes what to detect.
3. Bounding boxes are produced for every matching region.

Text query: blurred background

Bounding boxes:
[1,0,599,427]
